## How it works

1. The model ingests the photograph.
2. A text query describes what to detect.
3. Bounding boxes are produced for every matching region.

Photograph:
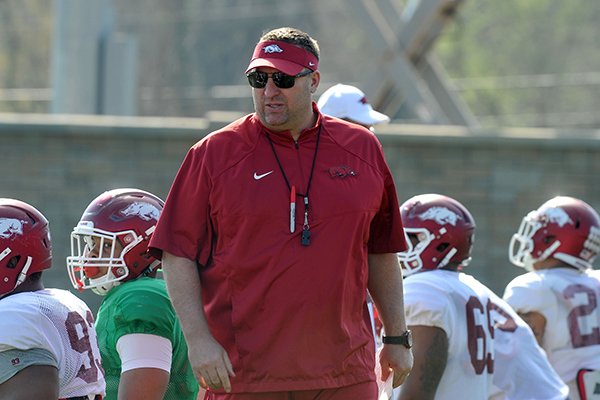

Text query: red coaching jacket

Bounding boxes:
[150,104,406,392]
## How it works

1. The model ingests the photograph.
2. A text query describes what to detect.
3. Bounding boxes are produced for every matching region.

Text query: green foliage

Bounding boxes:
[435,0,600,127]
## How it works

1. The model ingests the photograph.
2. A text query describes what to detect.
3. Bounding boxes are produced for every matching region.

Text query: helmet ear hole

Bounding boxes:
[7,256,20,269]
[436,243,449,252]
[543,235,556,245]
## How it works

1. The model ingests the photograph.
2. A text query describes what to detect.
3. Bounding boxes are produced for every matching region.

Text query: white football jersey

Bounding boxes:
[504,267,600,399]
[504,268,600,399]
[488,296,568,400]
[394,269,567,400]
[393,270,496,400]
[0,288,105,398]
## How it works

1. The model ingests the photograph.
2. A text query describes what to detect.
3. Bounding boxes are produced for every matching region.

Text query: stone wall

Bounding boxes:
[2,113,599,311]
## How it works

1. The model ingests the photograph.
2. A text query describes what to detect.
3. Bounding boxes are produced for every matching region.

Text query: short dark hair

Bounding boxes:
[259,27,320,60]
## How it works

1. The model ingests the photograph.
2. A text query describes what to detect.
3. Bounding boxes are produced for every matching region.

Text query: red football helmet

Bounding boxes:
[509,196,600,271]
[67,188,164,295]
[398,194,476,276]
[0,199,52,297]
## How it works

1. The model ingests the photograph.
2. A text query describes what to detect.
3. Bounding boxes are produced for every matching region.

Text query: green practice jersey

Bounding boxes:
[95,277,198,400]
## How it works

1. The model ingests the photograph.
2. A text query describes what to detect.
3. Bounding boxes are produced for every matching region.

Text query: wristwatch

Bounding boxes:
[382,330,413,349]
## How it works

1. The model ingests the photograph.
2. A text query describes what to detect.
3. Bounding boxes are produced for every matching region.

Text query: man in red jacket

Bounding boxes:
[150,26,413,399]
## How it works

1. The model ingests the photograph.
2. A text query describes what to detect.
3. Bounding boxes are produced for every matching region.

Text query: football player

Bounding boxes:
[0,198,105,400]
[67,188,200,400]
[392,194,567,400]
[504,196,600,400]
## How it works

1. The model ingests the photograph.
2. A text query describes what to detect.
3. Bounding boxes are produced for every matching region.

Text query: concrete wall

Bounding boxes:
[2,113,599,311]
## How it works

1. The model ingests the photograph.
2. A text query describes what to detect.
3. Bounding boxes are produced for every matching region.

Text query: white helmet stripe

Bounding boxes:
[0,247,11,262]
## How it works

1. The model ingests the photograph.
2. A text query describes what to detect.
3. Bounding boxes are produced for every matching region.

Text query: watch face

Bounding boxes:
[405,330,413,347]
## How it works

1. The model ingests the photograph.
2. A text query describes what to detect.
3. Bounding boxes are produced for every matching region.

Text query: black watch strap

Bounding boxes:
[382,330,412,348]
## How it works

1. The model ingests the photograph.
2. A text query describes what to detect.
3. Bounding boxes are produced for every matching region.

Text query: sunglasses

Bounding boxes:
[246,69,313,89]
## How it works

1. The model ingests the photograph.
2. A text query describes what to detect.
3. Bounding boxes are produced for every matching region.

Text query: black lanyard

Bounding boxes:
[265,124,322,246]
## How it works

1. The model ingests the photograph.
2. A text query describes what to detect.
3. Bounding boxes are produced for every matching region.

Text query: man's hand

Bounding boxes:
[379,343,414,387]
[190,337,235,392]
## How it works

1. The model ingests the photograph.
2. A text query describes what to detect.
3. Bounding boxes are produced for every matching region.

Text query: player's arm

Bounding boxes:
[394,325,448,400]
[116,334,171,400]
[0,365,59,400]
[368,253,414,387]
[0,348,59,400]
[119,368,169,400]
[518,311,547,346]
[161,251,235,392]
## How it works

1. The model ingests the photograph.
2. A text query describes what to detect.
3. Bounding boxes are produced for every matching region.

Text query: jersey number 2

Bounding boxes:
[564,284,600,348]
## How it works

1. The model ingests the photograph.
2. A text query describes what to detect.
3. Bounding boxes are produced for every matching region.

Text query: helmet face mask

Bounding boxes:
[398,194,475,277]
[509,196,600,271]
[397,227,433,275]
[66,189,163,296]
[0,199,52,298]
[509,211,546,271]
[68,226,138,295]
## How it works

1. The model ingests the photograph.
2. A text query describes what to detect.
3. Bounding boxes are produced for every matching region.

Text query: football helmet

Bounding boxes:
[509,196,600,271]
[398,194,476,276]
[0,199,52,297]
[67,188,164,295]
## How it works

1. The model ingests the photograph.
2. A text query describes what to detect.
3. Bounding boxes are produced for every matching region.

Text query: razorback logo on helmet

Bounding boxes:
[418,206,462,226]
[543,207,574,227]
[120,202,160,222]
[0,218,25,239]
[263,44,283,54]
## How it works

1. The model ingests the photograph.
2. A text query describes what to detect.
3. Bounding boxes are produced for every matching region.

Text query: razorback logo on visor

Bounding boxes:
[543,207,574,227]
[11,357,20,366]
[328,165,358,179]
[263,44,283,54]
[0,218,25,239]
[119,202,160,221]
[360,96,368,105]
[419,207,462,226]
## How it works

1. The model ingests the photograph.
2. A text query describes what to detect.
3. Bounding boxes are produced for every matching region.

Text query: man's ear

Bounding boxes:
[310,70,321,94]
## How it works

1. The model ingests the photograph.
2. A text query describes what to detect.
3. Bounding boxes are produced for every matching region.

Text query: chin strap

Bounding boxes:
[14,256,33,289]
[438,248,457,269]
[142,259,161,277]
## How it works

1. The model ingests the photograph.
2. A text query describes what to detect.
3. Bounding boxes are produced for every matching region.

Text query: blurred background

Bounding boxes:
[1,0,599,312]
